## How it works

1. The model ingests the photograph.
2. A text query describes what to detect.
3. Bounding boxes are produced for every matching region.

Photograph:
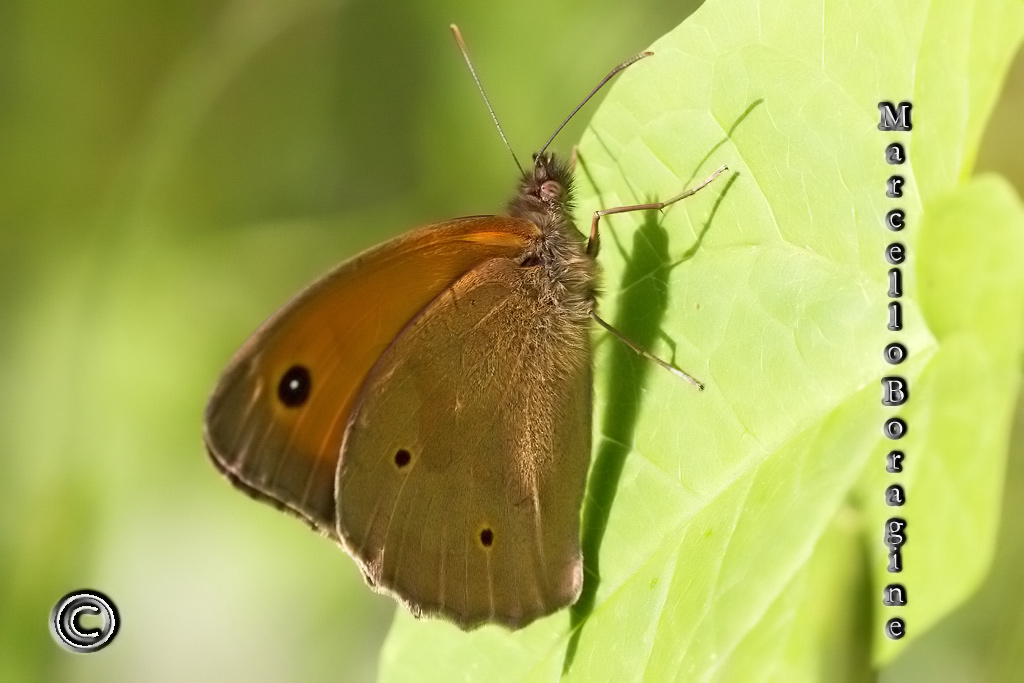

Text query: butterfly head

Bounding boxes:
[507,152,575,221]
[531,152,573,200]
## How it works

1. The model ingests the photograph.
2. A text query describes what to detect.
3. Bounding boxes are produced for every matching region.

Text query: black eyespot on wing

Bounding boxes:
[479,528,494,547]
[394,449,411,468]
[277,365,311,407]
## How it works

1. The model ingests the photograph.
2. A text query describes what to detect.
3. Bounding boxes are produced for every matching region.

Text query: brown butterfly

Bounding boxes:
[204,25,725,631]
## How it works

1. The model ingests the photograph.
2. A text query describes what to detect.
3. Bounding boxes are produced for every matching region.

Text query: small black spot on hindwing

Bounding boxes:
[394,449,411,468]
[479,527,494,548]
[277,365,311,407]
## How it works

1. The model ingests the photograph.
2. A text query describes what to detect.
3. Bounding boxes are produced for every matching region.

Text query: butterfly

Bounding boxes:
[204,25,725,630]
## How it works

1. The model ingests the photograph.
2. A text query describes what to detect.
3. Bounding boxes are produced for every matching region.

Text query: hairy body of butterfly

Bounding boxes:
[205,151,599,630]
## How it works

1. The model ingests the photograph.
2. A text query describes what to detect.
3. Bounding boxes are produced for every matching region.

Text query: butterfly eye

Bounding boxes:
[540,180,562,201]
[277,365,311,407]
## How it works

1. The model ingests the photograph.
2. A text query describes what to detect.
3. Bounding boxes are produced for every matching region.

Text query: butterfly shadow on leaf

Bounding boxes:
[562,163,737,674]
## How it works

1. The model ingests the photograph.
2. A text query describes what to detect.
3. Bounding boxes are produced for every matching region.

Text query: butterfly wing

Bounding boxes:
[204,216,541,537]
[336,257,592,630]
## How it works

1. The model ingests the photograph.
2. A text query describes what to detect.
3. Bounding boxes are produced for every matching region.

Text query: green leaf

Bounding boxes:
[380,0,1024,679]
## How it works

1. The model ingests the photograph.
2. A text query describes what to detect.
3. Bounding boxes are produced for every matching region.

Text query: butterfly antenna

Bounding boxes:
[537,51,653,159]
[450,24,524,175]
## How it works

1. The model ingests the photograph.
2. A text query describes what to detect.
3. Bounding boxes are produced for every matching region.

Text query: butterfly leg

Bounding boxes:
[591,311,704,390]
[586,164,727,389]
[586,164,728,257]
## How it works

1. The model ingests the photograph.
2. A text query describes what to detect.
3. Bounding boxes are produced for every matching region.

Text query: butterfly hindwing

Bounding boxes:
[336,257,591,629]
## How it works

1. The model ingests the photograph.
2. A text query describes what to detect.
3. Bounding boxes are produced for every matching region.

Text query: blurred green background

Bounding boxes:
[1,0,1022,680]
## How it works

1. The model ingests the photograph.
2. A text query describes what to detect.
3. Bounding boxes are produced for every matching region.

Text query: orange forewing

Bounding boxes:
[204,216,540,536]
